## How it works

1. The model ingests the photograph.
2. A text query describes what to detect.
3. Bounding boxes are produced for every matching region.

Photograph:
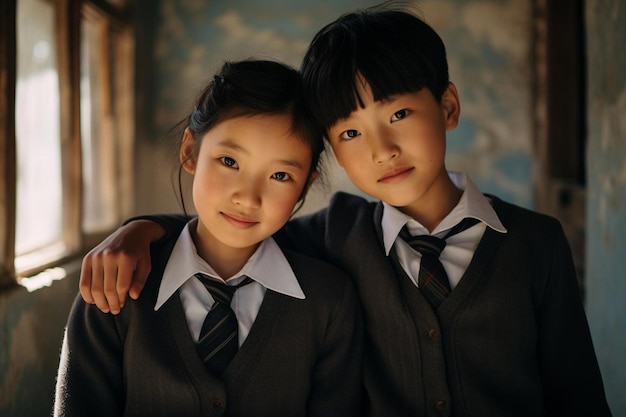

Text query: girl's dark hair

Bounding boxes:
[301,2,449,135]
[177,59,324,213]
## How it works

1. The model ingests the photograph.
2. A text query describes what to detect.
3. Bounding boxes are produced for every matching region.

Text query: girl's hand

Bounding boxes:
[79,220,164,314]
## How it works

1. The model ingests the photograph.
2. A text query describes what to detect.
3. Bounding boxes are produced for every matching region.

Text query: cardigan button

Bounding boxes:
[435,400,447,412]
[212,397,225,410]
[428,328,439,340]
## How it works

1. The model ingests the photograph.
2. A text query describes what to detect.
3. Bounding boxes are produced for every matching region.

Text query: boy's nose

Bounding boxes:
[371,134,400,164]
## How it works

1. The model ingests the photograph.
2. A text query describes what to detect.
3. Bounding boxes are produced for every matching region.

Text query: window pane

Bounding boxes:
[15,0,63,256]
[81,16,117,232]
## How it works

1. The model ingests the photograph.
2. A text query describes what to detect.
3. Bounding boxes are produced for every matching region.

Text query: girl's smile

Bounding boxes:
[181,112,313,277]
[220,211,259,229]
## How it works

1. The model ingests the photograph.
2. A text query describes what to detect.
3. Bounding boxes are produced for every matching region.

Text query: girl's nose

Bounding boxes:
[231,178,262,209]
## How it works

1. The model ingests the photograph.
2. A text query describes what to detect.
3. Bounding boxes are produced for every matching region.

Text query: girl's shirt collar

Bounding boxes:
[156,221,304,310]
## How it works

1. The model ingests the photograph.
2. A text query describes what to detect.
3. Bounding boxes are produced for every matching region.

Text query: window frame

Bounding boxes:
[0,0,133,288]
[532,0,587,295]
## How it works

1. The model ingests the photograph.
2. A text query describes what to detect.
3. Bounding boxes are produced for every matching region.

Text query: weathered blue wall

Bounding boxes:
[137,0,534,217]
[585,1,626,415]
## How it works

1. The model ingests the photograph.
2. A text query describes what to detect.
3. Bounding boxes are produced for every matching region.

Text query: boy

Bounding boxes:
[81,3,611,416]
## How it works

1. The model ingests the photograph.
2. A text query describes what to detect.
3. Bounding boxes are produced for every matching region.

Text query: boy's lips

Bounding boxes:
[221,212,259,228]
[378,166,414,183]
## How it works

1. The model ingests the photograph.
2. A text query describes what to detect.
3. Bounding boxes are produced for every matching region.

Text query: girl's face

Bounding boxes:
[181,113,313,271]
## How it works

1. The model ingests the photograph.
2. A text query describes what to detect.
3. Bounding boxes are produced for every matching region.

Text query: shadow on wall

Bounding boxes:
[0,261,81,417]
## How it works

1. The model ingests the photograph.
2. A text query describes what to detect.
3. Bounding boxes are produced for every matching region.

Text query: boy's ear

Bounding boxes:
[441,82,461,130]
[180,128,197,174]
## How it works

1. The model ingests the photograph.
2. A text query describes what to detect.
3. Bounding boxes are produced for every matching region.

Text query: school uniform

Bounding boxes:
[280,173,611,417]
[54,222,363,417]
[113,172,611,417]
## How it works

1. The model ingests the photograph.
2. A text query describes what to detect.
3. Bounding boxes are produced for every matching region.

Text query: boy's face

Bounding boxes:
[326,79,460,219]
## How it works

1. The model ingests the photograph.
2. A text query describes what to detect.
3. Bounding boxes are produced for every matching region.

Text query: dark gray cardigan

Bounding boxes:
[93,191,611,417]
[54,234,364,417]
[280,192,611,417]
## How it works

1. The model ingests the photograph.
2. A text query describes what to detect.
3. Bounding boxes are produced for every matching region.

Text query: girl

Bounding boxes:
[54,59,363,417]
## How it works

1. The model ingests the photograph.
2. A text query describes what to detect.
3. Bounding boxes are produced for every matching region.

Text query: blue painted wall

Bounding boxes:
[585,1,626,415]
[136,0,534,216]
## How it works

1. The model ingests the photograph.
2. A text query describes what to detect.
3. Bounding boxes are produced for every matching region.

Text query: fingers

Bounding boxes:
[79,255,95,305]
[77,220,161,313]
[103,250,123,314]
[89,249,112,313]
[79,248,137,314]
[129,256,151,300]
[112,250,142,307]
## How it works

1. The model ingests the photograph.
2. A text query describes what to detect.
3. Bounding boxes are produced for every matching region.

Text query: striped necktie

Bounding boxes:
[401,218,479,308]
[195,273,253,375]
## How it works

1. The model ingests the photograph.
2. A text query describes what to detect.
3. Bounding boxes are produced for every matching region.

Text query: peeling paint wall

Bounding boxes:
[585,1,626,415]
[135,0,535,217]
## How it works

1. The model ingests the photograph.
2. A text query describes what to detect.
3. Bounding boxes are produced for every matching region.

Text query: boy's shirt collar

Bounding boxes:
[155,220,304,310]
[381,171,507,255]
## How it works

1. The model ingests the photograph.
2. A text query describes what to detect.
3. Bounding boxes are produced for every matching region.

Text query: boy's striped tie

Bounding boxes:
[401,218,479,308]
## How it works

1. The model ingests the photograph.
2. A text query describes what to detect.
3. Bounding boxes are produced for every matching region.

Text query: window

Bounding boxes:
[0,0,133,288]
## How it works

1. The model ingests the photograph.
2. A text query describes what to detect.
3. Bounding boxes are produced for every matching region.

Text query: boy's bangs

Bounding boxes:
[304,45,426,133]
[305,52,432,135]
[302,10,446,134]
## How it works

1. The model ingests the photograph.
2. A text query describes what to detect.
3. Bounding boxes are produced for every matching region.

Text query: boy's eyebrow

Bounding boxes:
[376,93,404,104]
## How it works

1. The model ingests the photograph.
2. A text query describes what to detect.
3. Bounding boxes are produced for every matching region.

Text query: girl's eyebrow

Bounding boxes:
[275,158,306,170]
[218,140,248,154]
[218,139,306,170]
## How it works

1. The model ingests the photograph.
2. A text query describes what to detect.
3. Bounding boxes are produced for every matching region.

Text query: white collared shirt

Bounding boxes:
[156,220,305,346]
[382,172,507,290]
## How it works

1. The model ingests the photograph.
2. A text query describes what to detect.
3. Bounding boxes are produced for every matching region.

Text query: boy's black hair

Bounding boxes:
[301,2,449,135]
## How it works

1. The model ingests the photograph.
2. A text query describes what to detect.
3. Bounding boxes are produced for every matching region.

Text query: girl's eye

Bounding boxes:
[391,109,410,122]
[220,156,238,168]
[271,172,291,182]
[339,129,361,140]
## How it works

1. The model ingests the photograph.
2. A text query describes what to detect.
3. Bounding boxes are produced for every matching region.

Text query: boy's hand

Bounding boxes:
[79,220,165,314]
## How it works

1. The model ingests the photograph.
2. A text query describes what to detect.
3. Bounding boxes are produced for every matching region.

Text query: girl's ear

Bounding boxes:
[180,128,197,174]
[297,170,319,202]
[441,82,461,131]
[306,170,319,193]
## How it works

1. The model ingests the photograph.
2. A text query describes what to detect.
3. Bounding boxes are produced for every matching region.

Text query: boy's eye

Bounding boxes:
[220,156,238,168]
[340,129,361,140]
[391,109,410,122]
[271,172,291,182]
